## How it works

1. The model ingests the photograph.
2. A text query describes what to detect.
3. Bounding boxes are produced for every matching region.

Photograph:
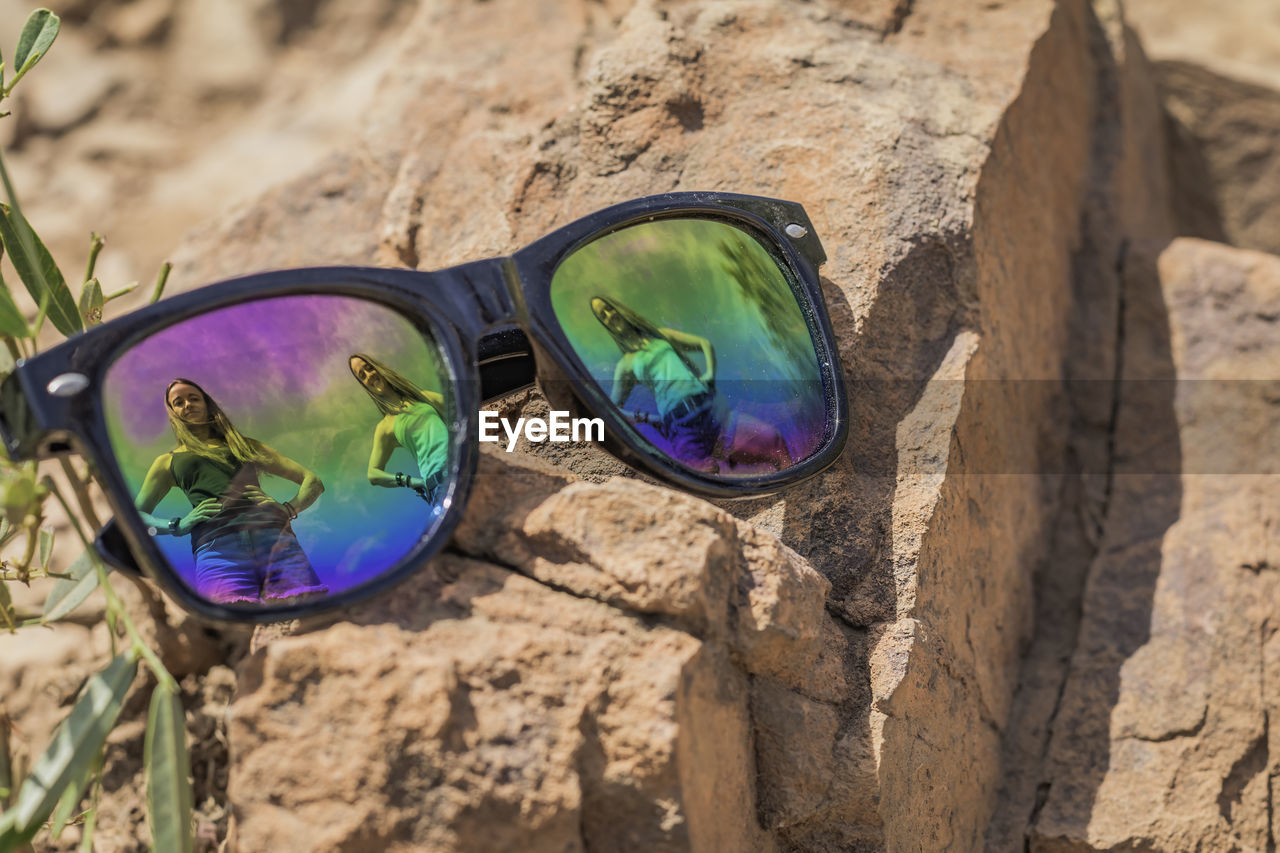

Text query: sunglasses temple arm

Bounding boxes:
[93,518,144,578]
[0,368,46,461]
[477,325,536,403]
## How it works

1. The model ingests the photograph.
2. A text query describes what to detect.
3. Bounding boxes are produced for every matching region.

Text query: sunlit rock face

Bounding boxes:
[5,0,1277,850]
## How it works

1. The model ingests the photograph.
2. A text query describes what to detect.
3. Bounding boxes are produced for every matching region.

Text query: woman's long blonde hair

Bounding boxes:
[166,378,263,464]
[591,295,700,377]
[348,353,441,418]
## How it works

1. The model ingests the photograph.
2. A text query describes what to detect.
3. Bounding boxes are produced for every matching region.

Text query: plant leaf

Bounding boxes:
[43,550,102,623]
[6,652,137,843]
[37,526,52,570]
[48,758,90,840]
[145,683,194,853]
[13,9,59,80]
[0,202,80,336]
[78,277,102,327]
[0,268,29,339]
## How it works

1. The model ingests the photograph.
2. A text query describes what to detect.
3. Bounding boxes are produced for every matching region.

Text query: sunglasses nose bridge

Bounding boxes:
[408,257,522,338]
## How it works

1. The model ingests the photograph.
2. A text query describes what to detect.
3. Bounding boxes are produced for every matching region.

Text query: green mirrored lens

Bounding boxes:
[550,217,827,477]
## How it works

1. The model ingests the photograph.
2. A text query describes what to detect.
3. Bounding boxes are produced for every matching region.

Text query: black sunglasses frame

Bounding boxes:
[0,191,848,623]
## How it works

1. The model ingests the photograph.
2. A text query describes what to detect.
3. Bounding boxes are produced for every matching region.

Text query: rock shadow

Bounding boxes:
[1028,240,1182,845]
[758,233,976,627]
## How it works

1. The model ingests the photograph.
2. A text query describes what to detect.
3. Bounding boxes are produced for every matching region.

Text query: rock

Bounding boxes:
[1125,0,1280,255]
[20,28,125,134]
[1156,62,1280,255]
[824,0,912,35]
[104,0,175,47]
[5,0,1277,850]
[232,451,858,849]
[184,0,1180,848]
[1126,0,1280,92]
[165,0,271,100]
[1029,240,1280,850]
[230,551,773,852]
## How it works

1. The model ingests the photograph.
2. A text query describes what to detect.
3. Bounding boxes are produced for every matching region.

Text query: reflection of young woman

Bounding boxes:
[591,295,722,470]
[348,353,449,505]
[134,379,327,604]
[591,295,793,473]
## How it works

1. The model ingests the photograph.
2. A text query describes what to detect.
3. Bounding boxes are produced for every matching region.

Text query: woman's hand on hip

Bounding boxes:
[178,498,222,535]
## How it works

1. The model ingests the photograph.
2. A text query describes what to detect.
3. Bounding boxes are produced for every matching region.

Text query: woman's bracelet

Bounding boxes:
[282,501,298,519]
[395,472,407,488]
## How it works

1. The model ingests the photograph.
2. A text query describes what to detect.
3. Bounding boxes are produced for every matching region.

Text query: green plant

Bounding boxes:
[0,9,193,852]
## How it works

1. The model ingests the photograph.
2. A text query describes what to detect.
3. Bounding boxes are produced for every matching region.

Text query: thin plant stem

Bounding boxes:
[57,457,101,531]
[150,263,172,304]
[46,478,178,692]
[83,233,103,285]
[56,460,176,636]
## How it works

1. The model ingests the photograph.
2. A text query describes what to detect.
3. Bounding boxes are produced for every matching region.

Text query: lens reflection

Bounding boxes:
[347,353,450,506]
[551,218,826,477]
[103,294,455,608]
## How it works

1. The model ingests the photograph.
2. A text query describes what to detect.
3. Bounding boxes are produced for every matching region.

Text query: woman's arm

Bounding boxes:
[255,442,324,513]
[420,389,446,410]
[661,328,715,384]
[610,353,637,406]
[365,417,404,488]
[135,454,220,535]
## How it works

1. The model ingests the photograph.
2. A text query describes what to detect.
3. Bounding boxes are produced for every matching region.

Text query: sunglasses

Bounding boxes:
[0,192,848,622]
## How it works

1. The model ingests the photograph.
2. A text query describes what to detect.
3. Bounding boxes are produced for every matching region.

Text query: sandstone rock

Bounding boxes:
[6,0,1277,850]
[103,0,174,47]
[1125,0,1280,255]
[1157,62,1280,256]
[231,551,773,852]
[231,451,861,849]
[20,28,125,134]
[178,0,1183,849]
[1029,240,1280,850]
[1126,0,1280,92]
[166,0,271,99]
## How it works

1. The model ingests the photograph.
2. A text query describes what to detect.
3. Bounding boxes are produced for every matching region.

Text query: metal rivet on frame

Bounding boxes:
[47,373,90,397]
[784,223,808,239]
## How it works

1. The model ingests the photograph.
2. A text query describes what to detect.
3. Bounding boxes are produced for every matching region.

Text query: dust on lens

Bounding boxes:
[103,294,456,608]
[550,218,827,477]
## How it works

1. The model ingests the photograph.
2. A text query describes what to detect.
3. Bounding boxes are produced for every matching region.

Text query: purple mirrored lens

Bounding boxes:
[550,218,827,477]
[103,294,455,609]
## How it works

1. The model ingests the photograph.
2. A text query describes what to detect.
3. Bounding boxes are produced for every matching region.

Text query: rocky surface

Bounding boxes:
[230,452,861,852]
[1027,239,1280,851]
[1126,0,1280,255]
[0,0,415,301]
[0,0,1276,852]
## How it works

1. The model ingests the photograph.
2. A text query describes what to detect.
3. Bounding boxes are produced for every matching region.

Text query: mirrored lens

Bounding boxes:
[103,294,456,609]
[550,217,827,478]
